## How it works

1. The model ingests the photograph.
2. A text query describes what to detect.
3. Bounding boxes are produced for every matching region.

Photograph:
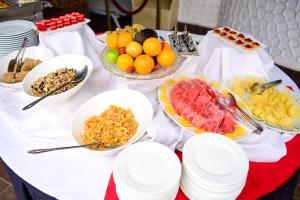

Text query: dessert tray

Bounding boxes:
[209,26,264,53]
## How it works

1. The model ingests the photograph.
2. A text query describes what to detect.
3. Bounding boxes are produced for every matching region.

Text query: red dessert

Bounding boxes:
[228,36,235,41]
[236,40,244,45]
[57,24,64,28]
[223,27,230,32]
[237,33,245,38]
[50,26,57,30]
[213,29,221,33]
[170,79,236,134]
[220,32,227,36]
[230,31,237,35]
[252,42,260,47]
[36,21,46,31]
[244,38,253,43]
[244,44,253,49]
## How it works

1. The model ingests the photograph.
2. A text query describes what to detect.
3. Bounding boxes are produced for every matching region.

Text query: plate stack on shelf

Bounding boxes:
[181,133,249,200]
[0,20,39,59]
[113,142,182,200]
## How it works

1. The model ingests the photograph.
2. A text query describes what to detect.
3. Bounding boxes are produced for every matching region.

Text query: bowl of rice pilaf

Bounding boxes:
[22,54,93,105]
[71,89,153,155]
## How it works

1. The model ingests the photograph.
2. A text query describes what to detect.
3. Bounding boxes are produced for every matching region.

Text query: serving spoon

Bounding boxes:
[28,142,120,154]
[22,65,88,110]
[250,79,282,94]
[226,93,263,133]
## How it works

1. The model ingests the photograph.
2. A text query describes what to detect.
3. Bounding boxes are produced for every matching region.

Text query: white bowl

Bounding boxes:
[0,46,54,89]
[22,54,93,105]
[71,89,153,155]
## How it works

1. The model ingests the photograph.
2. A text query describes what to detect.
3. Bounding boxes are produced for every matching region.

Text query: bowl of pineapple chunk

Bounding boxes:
[229,76,300,133]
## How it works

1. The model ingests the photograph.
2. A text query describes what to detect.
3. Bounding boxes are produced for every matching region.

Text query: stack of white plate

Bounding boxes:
[113,142,182,200]
[0,20,39,59]
[181,133,249,200]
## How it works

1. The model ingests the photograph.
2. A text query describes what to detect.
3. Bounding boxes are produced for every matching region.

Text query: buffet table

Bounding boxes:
[0,31,299,200]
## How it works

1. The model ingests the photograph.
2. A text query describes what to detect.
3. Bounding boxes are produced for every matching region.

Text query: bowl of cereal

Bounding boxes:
[22,54,93,105]
[0,46,54,89]
[71,89,153,155]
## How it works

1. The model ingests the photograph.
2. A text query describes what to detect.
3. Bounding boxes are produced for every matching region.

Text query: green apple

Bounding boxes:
[106,49,119,64]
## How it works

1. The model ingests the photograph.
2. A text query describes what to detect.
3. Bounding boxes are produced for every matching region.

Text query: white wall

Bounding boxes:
[177,0,223,28]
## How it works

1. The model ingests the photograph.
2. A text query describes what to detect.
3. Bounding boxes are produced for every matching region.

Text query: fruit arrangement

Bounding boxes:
[210,27,263,52]
[105,24,177,75]
[35,12,85,32]
[231,77,300,130]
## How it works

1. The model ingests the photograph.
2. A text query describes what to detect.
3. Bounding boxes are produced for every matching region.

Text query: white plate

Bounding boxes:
[182,133,249,186]
[0,30,37,39]
[116,182,179,200]
[23,54,93,103]
[158,75,252,141]
[0,46,54,89]
[181,169,245,192]
[0,40,39,50]
[180,171,245,200]
[113,142,181,194]
[71,89,153,155]
[0,20,35,36]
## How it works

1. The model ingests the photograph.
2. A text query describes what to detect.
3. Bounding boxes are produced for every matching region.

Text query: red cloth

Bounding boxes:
[105,135,300,200]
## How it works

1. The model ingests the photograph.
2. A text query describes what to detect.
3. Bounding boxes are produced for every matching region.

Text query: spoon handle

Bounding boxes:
[236,106,263,133]
[262,79,282,89]
[22,81,71,110]
[28,143,97,154]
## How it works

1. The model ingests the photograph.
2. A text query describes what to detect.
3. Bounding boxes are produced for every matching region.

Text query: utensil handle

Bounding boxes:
[15,38,27,60]
[28,143,97,154]
[263,79,282,89]
[237,106,263,133]
[22,81,71,110]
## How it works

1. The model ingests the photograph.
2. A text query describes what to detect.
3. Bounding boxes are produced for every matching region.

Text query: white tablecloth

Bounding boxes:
[0,31,299,200]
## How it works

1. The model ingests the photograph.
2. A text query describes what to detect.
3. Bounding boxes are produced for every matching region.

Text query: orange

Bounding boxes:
[106,32,118,49]
[134,54,154,74]
[157,49,176,67]
[161,41,171,50]
[125,41,143,58]
[117,32,133,48]
[117,54,134,72]
[143,37,162,56]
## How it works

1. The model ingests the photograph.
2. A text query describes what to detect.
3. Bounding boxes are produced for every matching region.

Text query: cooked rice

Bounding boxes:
[81,105,138,150]
[31,68,78,97]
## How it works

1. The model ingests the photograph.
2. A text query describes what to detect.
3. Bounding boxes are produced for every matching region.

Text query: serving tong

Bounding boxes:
[7,37,27,73]
[250,79,282,94]
[217,93,263,134]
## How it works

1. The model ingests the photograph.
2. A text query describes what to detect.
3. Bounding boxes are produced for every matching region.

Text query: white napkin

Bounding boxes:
[197,34,274,83]
[39,24,102,68]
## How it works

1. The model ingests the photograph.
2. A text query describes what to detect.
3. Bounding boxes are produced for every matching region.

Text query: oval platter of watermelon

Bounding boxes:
[158,75,252,141]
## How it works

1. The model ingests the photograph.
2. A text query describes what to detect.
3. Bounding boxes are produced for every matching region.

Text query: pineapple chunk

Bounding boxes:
[279,117,293,130]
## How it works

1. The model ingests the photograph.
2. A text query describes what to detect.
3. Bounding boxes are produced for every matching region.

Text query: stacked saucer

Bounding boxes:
[181,133,249,200]
[0,20,39,59]
[113,142,181,200]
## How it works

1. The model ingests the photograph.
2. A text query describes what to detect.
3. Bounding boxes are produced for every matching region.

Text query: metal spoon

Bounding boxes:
[225,93,263,133]
[28,142,120,154]
[7,37,27,72]
[250,79,282,94]
[22,65,88,110]
[216,97,261,134]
